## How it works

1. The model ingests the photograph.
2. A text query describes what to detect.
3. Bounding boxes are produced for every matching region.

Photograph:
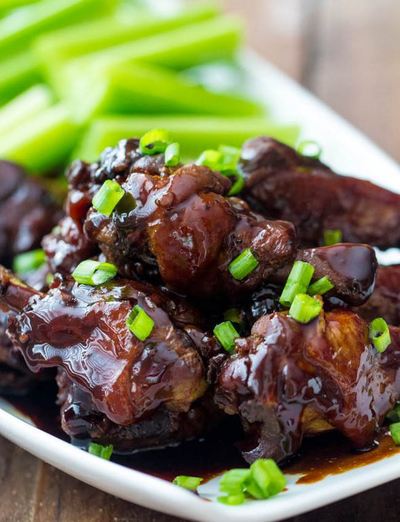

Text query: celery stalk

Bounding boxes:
[69,63,264,122]
[0,84,53,137]
[34,3,219,63]
[75,116,300,162]
[56,15,242,97]
[0,52,41,104]
[0,105,79,173]
[0,0,117,55]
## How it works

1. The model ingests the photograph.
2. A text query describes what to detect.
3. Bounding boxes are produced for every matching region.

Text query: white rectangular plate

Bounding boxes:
[1,50,400,522]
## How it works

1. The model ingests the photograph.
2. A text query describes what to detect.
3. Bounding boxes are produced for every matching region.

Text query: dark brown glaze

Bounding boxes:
[3,273,208,427]
[357,265,400,325]
[84,160,297,298]
[240,137,400,249]
[0,160,62,266]
[52,138,376,306]
[56,369,220,453]
[285,430,400,484]
[0,267,53,395]
[296,243,377,305]
[215,308,400,464]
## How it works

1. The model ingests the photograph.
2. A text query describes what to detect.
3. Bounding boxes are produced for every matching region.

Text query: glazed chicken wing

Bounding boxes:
[1,269,207,426]
[44,138,376,306]
[240,137,400,249]
[215,308,400,463]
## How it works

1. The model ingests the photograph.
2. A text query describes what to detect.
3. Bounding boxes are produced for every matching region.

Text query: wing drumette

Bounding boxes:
[240,137,400,249]
[215,308,400,463]
[1,268,207,427]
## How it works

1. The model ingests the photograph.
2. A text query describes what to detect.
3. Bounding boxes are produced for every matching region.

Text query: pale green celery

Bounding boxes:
[0,84,53,137]
[70,63,264,122]
[0,0,117,55]
[75,116,300,162]
[0,52,42,104]
[33,3,219,64]
[57,15,242,96]
[0,105,79,173]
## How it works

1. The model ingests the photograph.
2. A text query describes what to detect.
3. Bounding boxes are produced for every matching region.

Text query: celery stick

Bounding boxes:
[0,52,42,104]
[76,116,300,162]
[0,0,117,55]
[70,63,264,122]
[58,14,242,97]
[0,84,53,137]
[34,3,219,63]
[0,105,79,173]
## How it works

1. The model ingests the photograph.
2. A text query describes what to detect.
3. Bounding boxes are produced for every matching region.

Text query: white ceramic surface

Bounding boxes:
[1,51,400,522]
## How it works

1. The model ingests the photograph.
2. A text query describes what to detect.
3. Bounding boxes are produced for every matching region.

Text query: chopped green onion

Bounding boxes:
[390,422,400,445]
[72,259,117,286]
[226,170,245,196]
[369,317,391,353]
[249,459,286,498]
[289,294,322,324]
[219,469,250,495]
[46,273,54,286]
[217,459,286,505]
[228,248,259,281]
[126,305,155,341]
[172,475,203,491]
[279,260,314,307]
[387,403,400,423]
[139,128,170,155]
[196,148,223,170]
[323,229,342,246]
[13,249,46,274]
[297,140,322,160]
[308,276,334,296]
[218,493,245,505]
[88,442,113,460]
[213,321,240,353]
[92,179,125,217]
[224,308,242,325]
[165,142,180,167]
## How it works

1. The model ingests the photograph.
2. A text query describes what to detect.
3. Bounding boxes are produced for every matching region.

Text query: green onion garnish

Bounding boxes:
[217,459,286,505]
[289,293,322,324]
[139,128,170,155]
[88,442,113,460]
[226,170,245,196]
[92,179,125,217]
[249,459,286,498]
[369,317,391,353]
[308,276,334,296]
[126,305,154,341]
[196,149,223,170]
[72,260,118,286]
[218,493,246,505]
[213,321,240,353]
[172,475,203,491]
[279,260,314,307]
[219,469,250,495]
[13,249,46,275]
[165,142,180,167]
[387,403,400,423]
[228,248,259,281]
[297,140,322,160]
[390,422,400,445]
[323,229,343,246]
